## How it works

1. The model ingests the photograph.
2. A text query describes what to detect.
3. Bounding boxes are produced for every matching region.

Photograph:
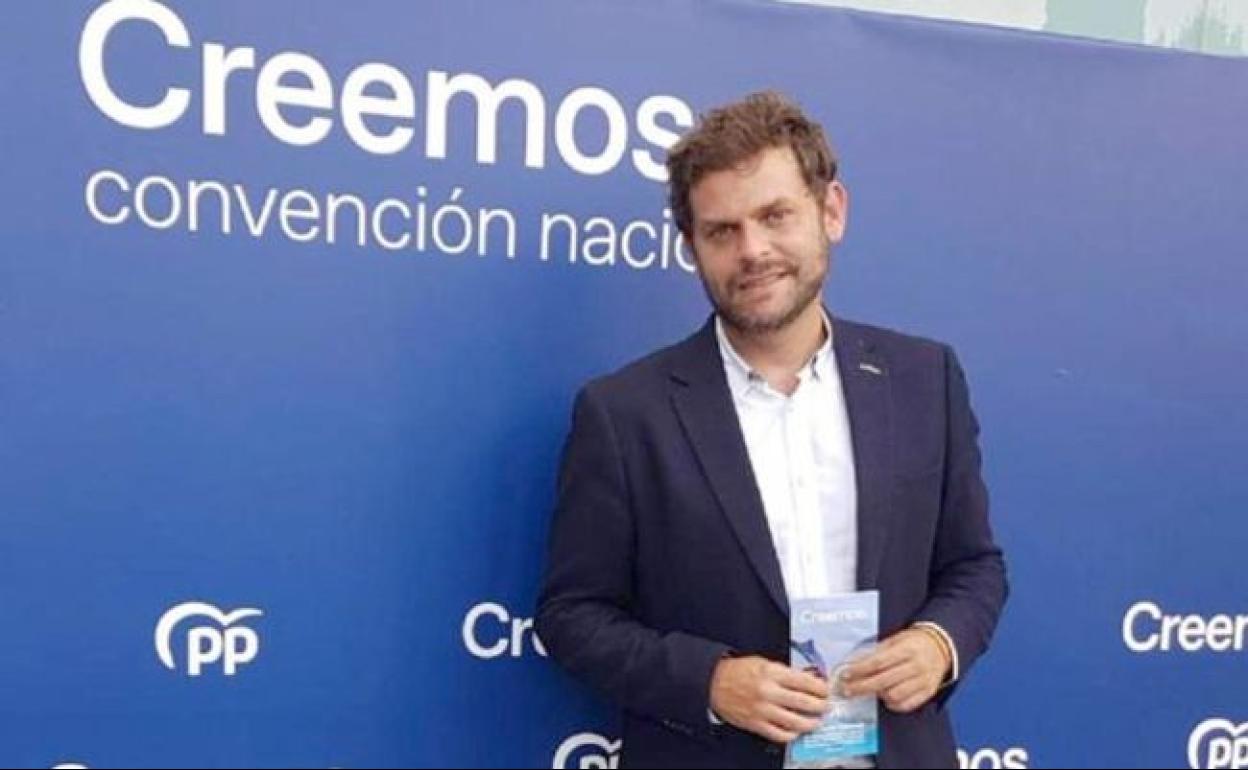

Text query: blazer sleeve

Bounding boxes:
[912,345,1009,694]
[535,384,732,734]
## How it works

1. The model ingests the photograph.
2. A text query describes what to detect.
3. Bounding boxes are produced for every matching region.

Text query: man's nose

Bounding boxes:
[737,220,772,263]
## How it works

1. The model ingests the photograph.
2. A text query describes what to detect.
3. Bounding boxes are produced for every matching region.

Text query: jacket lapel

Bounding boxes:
[832,318,895,591]
[665,315,896,612]
[669,320,790,617]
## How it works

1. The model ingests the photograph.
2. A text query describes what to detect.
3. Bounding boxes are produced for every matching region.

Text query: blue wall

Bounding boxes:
[2,2,1245,767]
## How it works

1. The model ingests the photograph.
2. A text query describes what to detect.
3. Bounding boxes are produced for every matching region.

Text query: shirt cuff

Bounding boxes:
[708,708,724,725]
[913,621,959,684]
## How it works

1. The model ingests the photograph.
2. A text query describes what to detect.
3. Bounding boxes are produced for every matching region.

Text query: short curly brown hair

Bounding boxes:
[666,91,838,237]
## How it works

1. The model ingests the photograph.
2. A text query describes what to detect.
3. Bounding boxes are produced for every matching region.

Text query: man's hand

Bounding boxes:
[709,656,830,744]
[840,627,951,713]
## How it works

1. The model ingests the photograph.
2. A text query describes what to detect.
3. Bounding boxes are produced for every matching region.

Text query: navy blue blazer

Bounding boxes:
[537,316,1008,769]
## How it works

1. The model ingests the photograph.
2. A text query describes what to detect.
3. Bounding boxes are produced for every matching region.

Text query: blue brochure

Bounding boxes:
[788,590,880,764]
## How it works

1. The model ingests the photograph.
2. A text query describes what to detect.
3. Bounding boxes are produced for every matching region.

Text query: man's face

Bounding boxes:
[687,146,847,335]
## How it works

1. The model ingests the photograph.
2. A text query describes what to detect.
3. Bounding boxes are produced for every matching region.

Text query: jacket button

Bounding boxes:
[765,745,782,756]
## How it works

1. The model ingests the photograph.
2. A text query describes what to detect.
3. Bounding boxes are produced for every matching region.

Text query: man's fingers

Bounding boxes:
[883,678,928,709]
[844,660,917,698]
[773,664,831,699]
[843,645,908,682]
[758,722,800,745]
[887,685,932,714]
[762,704,823,736]
[773,687,829,718]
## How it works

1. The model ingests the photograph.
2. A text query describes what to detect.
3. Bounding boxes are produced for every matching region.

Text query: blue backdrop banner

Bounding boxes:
[2,1,1245,767]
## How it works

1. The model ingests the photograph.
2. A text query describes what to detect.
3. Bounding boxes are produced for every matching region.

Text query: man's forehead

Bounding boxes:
[690,151,809,222]
[709,146,800,182]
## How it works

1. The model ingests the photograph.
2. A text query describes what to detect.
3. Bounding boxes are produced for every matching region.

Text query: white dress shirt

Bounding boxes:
[711,314,956,769]
[715,314,859,600]
[713,314,959,685]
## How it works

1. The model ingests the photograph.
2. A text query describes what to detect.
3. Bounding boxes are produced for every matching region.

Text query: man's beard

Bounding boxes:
[704,251,828,336]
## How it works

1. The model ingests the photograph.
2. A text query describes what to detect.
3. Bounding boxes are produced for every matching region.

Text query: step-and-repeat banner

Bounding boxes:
[2,1,1245,767]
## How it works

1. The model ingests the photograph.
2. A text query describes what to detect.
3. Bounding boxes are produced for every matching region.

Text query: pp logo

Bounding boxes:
[553,733,620,769]
[155,602,263,676]
[1189,719,1248,768]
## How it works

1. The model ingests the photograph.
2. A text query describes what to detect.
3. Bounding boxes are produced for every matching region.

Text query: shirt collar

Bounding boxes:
[715,310,835,400]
